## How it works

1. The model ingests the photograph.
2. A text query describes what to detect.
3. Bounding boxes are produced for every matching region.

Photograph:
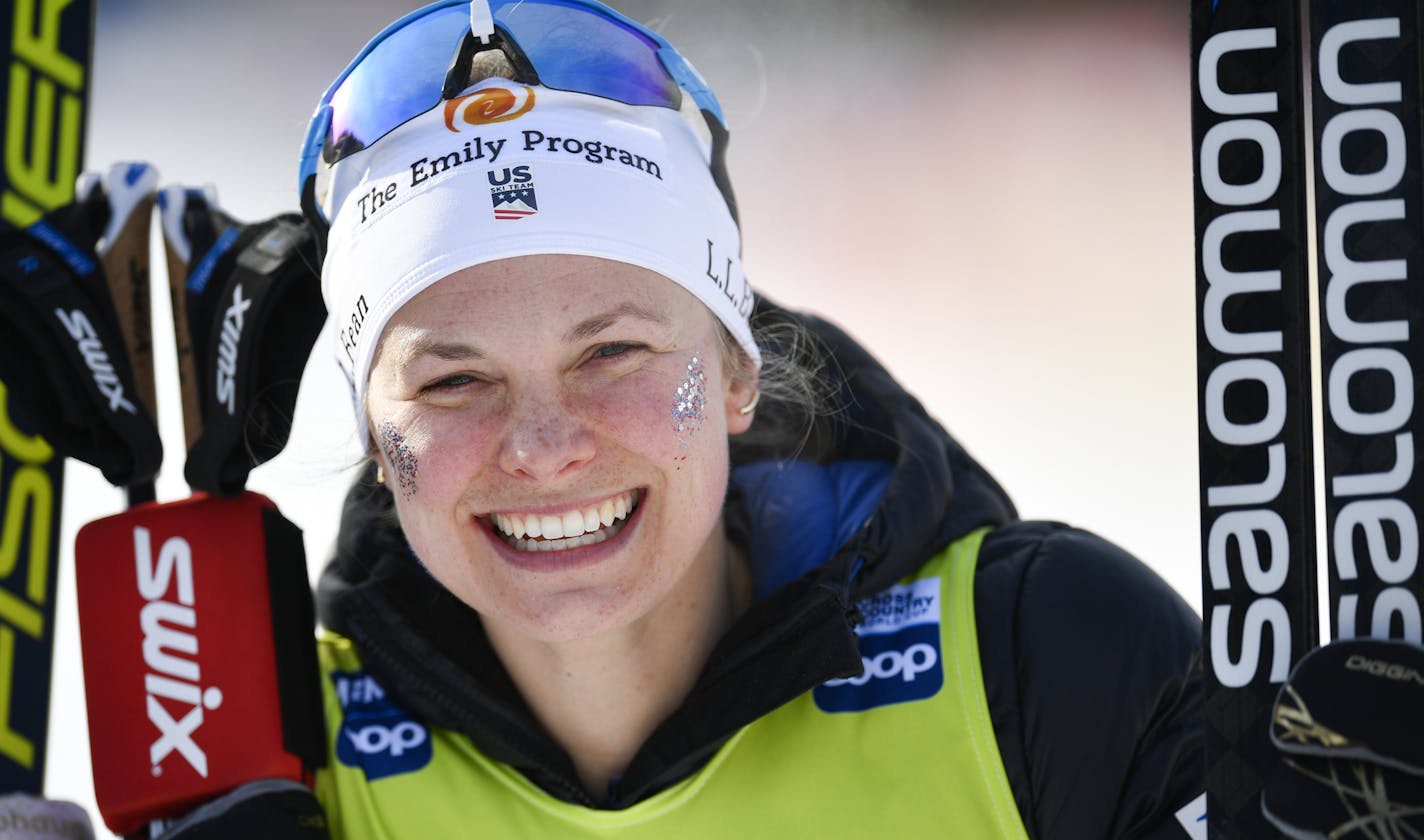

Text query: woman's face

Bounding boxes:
[365,255,755,643]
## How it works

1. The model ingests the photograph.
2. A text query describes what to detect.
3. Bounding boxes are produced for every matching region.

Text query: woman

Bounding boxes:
[212,0,1204,836]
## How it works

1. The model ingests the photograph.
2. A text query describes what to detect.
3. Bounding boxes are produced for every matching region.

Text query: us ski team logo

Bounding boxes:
[333,670,432,781]
[489,165,538,221]
[814,577,944,713]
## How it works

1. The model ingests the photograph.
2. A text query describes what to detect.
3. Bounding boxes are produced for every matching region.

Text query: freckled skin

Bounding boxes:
[365,255,756,645]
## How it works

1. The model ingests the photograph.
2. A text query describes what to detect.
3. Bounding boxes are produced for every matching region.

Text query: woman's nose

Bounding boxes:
[496,388,596,481]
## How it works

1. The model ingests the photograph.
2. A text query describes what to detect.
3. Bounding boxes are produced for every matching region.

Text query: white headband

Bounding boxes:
[320,81,757,441]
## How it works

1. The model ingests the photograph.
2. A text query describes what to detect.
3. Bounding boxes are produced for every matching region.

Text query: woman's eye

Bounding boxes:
[591,342,641,360]
[422,373,479,393]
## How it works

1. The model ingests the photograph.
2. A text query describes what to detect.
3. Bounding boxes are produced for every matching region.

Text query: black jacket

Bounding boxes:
[306,299,1203,838]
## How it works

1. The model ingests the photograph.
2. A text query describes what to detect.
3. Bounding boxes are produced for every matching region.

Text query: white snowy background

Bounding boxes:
[44,0,1197,831]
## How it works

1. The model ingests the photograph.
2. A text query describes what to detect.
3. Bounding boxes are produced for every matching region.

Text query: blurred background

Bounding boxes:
[46,0,1196,829]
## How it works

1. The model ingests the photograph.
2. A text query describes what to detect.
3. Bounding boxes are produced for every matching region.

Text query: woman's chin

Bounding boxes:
[455,496,663,642]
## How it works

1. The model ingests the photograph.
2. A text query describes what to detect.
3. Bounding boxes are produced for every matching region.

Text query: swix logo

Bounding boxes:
[815,578,944,713]
[214,284,251,415]
[334,670,432,780]
[54,308,137,414]
[444,85,536,131]
[134,526,222,778]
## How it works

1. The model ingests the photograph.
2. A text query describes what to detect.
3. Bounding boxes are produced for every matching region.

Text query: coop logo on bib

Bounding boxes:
[814,577,944,713]
[333,670,433,780]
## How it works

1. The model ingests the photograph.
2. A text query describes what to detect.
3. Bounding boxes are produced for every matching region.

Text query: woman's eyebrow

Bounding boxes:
[400,337,485,366]
[396,303,672,365]
[564,302,672,343]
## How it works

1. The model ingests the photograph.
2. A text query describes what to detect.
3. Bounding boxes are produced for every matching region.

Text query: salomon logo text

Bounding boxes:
[1197,26,1296,689]
[1315,17,1422,643]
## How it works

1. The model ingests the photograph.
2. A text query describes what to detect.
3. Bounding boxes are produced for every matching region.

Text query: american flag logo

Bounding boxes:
[491,185,538,221]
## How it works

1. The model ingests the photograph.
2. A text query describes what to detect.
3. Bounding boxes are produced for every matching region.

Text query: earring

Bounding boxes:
[376,464,387,485]
[737,390,761,416]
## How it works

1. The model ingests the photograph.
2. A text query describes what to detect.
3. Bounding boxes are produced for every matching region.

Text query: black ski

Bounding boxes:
[1308,0,1424,646]
[1191,0,1319,835]
[0,0,95,794]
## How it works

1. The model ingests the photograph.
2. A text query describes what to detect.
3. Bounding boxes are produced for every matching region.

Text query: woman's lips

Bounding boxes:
[488,488,642,549]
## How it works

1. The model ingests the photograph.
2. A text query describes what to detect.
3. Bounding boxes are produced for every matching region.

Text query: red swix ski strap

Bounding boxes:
[74,492,324,836]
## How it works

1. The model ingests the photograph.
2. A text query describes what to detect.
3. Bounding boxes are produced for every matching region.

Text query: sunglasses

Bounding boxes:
[297,0,737,235]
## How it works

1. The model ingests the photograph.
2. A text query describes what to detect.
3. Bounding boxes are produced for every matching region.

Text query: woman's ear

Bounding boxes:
[365,418,390,486]
[724,355,759,435]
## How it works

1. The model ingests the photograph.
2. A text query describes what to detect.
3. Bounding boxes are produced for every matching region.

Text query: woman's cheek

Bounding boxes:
[384,408,500,499]
[582,355,712,459]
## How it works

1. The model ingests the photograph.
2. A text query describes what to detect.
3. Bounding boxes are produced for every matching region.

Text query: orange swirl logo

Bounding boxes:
[444,86,536,131]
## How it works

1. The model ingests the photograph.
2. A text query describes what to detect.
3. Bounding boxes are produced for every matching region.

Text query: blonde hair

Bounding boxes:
[718,309,839,460]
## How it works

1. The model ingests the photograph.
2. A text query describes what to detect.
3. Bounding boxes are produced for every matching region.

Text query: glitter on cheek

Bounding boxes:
[377,420,420,499]
[671,354,708,450]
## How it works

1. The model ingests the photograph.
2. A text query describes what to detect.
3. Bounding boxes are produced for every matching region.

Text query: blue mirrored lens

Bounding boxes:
[325,5,471,161]
[320,0,699,172]
[496,0,680,109]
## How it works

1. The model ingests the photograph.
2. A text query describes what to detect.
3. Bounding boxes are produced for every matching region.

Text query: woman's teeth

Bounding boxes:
[491,490,639,552]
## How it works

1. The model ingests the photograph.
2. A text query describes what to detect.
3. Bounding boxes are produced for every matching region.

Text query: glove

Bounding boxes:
[1261,638,1424,838]
[0,792,95,839]
[149,779,328,840]
[159,186,324,497]
[0,162,162,488]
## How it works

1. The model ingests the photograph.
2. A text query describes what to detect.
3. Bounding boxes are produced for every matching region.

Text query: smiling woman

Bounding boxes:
[364,257,754,652]
[360,256,758,795]
[140,1,1204,838]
